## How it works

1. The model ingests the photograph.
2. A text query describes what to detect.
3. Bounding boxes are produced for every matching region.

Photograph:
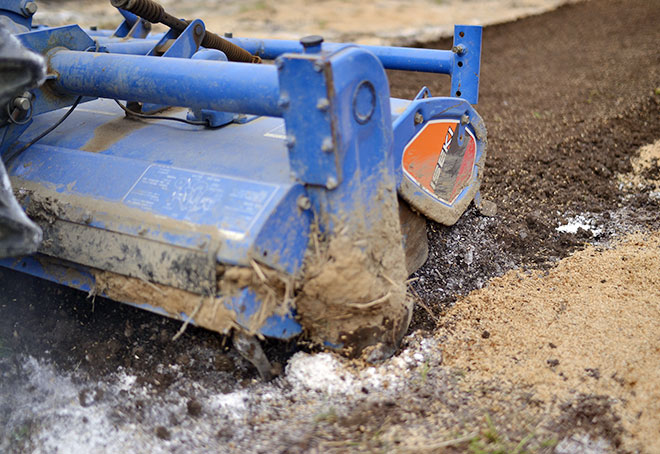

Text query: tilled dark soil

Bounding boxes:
[389,0,660,330]
[0,0,659,437]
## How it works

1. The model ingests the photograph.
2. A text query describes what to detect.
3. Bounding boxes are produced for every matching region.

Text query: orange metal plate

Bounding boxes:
[402,120,476,205]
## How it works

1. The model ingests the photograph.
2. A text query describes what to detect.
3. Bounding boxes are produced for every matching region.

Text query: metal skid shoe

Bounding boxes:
[232,331,275,381]
[0,0,490,376]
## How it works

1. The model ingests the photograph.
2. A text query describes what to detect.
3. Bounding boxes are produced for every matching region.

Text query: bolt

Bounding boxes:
[275,57,285,70]
[325,177,338,190]
[24,1,37,15]
[194,24,204,36]
[285,135,296,149]
[321,137,333,153]
[452,44,466,55]
[461,113,470,125]
[13,97,31,111]
[277,96,290,109]
[316,97,330,111]
[297,195,311,210]
[313,60,324,72]
[414,112,424,125]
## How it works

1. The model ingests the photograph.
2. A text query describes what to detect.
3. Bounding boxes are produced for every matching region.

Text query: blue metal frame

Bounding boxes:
[90,26,483,105]
[0,0,36,32]
[112,8,151,39]
[0,4,485,343]
[48,50,282,117]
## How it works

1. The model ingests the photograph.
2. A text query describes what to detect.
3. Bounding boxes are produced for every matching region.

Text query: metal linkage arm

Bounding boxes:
[110,0,260,63]
[49,50,282,117]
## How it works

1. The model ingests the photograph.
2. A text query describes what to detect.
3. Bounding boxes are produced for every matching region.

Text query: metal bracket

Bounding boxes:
[112,8,152,39]
[392,97,488,225]
[0,0,38,33]
[450,25,482,104]
[16,25,96,116]
[277,51,341,188]
[140,19,205,114]
[186,48,236,127]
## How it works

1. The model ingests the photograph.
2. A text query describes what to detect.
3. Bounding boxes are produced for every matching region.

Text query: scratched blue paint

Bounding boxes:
[0,15,484,342]
[0,256,301,338]
[225,288,302,339]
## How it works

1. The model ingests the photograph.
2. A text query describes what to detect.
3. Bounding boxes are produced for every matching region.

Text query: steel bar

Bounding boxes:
[95,36,455,74]
[228,38,455,74]
[49,50,282,117]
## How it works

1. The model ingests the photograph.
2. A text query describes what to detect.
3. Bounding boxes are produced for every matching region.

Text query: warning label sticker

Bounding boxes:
[123,165,278,235]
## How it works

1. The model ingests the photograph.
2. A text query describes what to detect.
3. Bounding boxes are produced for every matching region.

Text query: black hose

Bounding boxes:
[3,96,83,166]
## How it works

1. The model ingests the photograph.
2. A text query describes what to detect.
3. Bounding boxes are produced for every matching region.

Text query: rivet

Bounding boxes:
[316,98,330,111]
[326,176,338,190]
[321,137,333,153]
[297,196,311,210]
[194,24,204,36]
[277,96,290,109]
[285,135,296,148]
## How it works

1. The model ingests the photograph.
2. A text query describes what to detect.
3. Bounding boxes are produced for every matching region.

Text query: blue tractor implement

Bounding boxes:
[0,0,492,378]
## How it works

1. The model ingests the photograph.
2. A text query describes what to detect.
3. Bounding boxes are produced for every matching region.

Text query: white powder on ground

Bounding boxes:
[556,214,603,235]
[286,352,355,395]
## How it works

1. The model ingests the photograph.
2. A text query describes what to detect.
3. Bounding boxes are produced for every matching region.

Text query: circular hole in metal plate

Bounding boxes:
[352,80,376,124]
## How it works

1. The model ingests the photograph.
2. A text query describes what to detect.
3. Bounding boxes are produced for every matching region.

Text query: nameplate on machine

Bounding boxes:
[123,165,278,236]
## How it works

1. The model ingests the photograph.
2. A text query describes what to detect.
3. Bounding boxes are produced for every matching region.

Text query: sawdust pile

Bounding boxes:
[439,231,660,452]
[618,138,660,192]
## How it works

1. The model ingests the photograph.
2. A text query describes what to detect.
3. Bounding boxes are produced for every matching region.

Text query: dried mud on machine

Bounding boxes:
[0,0,493,376]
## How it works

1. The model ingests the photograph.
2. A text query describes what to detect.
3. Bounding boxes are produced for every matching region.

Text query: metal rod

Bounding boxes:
[228,38,455,74]
[95,36,455,74]
[99,38,160,54]
[49,50,282,117]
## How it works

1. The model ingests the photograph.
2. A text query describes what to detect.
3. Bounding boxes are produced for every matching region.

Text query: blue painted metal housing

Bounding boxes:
[0,7,485,344]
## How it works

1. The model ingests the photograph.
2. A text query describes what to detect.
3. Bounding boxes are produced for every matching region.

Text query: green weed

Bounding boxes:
[314,406,338,424]
[420,361,431,383]
[467,414,537,454]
